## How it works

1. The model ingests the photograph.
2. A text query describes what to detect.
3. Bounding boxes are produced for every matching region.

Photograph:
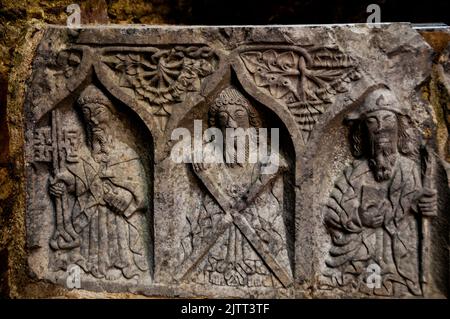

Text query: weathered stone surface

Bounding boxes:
[436,42,450,163]
[7,23,449,298]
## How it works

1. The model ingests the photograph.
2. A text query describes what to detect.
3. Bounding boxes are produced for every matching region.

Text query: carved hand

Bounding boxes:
[232,198,248,212]
[104,192,131,214]
[418,187,437,217]
[358,200,388,228]
[49,171,75,196]
[103,183,132,215]
[193,162,211,172]
[49,182,66,197]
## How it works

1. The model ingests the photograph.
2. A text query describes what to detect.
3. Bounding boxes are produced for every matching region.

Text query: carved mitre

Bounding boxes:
[345,84,408,122]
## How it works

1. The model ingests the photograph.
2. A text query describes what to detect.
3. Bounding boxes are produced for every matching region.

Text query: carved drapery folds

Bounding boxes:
[319,86,438,297]
[31,84,153,285]
[176,86,294,289]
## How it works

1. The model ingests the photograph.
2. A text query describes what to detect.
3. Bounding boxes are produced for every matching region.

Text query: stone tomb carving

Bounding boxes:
[319,86,437,296]
[24,24,448,298]
[177,86,294,289]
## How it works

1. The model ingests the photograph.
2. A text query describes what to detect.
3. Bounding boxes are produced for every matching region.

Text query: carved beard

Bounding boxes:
[91,128,109,162]
[224,135,252,168]
[368,136,397,182]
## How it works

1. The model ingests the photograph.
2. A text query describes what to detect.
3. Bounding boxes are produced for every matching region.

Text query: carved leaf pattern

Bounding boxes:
[103,46,218,116]
[241,48,361,141]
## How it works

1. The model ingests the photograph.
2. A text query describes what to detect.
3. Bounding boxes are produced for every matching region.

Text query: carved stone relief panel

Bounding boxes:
[27,82,154,292]
[318,86,437,297]
[23,24,448,298]
[164,85,296,297]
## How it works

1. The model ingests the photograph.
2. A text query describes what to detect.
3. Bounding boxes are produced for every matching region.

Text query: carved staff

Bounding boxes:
[420,145,436,296]
[49,109,79,250]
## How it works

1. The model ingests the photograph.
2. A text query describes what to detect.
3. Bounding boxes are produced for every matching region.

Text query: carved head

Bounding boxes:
[77,85,115,158]
[209,86,262,133]
[77,85,114,136]
[345,85,417,181]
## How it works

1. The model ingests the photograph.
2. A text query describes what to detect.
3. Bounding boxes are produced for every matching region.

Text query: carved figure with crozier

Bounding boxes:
[321,85,437,296]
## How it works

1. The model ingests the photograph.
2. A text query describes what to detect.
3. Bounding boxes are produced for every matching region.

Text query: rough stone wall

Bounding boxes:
[0,1,449,299]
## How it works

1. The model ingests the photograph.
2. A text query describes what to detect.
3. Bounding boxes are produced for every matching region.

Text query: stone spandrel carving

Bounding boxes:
[102,46,218,118]
[29,48,83,111]
[177,86,293,288]
[35,85,152,281]
[320,85,438,296]
[240,47,361,142]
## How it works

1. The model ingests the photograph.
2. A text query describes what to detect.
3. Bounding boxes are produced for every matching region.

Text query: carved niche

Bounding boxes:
[319,85,438,297]
[28,82,154,289]
[174,86,295,290]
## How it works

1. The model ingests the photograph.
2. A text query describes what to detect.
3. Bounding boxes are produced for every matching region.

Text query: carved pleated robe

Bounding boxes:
[322,155,422,296]
[64,141,150,279]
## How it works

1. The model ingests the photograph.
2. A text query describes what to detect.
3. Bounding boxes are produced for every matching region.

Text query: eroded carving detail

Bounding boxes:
[240,47,361,141]
[102,46,218,118]
[320,86,437,296]
[437,45,450,163]
[54,49,82,79]
[30,49,82,109]
[177,86,293,288]
[24,25,447,298]
[40,85,151,281]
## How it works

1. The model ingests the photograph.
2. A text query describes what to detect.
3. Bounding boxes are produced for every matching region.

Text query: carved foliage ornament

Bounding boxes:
[102,46,219,117]
[240,47,361,141]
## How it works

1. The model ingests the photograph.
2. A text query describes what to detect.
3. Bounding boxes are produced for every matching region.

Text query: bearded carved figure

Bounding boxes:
[48,85,151,281]
[321,85,437,296]
[178,86,293,288]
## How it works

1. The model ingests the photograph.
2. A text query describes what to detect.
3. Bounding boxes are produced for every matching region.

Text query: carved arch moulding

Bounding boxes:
[16,24,448,298]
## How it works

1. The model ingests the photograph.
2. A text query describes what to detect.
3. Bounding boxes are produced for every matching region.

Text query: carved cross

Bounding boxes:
[33,127,52,162]
[175,164,293,288]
